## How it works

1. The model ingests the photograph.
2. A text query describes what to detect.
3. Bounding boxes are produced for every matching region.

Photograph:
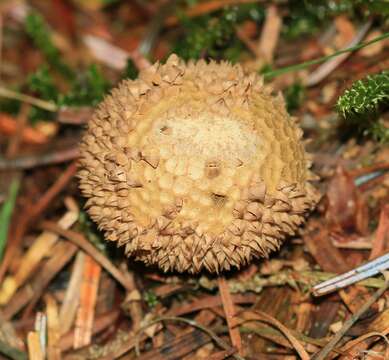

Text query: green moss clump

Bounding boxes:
[337,71,389,117]
[172,5,264,62]
[25,12,74,79]
[284,82,305,112]
[60,64,110,107]
[337,71,389,142]
[122,59,139,80]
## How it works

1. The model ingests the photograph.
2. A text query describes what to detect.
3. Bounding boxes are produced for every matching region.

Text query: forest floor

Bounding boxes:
[0,1,389,359]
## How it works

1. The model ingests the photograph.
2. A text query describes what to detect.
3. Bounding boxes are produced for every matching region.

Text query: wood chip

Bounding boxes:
[73,255,101,349]
[27,332,44,360]
[59,251,85,335]
[46,295,61,360]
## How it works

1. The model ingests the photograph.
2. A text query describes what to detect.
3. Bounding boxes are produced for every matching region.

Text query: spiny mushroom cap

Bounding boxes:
[78,54,320,273]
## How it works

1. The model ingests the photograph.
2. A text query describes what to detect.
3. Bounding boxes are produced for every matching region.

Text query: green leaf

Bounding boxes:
[0,178,20,261]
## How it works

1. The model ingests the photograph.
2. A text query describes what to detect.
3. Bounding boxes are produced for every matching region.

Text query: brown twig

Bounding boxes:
[305,21,372,86]
[0,147,79,170]
[40,221,134,291]
[315,277,389,360]
[257,4,282,64]
[218,276,242,356]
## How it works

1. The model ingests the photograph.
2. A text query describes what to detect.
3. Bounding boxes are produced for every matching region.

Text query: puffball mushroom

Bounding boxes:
[78,54,320,273]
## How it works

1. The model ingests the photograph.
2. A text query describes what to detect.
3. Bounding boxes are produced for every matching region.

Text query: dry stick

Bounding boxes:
[217,277,242,355]
[0,147,79,170]
[349,162,389,179]
[41,221,134,291]
[257,4,282,64]
[305,20,372,86]
[0,86,57,112]
[59,251,85,335]
[315,278,389,360]
[0,161,78,284]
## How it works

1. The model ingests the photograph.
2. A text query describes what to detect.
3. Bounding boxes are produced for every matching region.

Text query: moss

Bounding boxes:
[337,71,389,143]
[282,0,389,40]
[172,5,264,61]
[24,64,110,122]
[25,12,74,79]
[122,59,139,80]
[337,71,389,117]
[59,64,110,107]
[284,82,305,112]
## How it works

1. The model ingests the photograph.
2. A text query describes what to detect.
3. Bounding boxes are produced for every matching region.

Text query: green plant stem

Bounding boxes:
[263,31,389,79]
[0,177,20,260]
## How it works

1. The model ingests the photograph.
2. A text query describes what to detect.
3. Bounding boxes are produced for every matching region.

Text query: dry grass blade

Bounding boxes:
[135,316,244,360]
[315,277,389,360]
[0,147,79,170]
[237,310,310,360]
[0,87,57,112]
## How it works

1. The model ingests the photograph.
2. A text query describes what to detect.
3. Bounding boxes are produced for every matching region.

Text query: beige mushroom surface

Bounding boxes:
[78,54,320,273]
